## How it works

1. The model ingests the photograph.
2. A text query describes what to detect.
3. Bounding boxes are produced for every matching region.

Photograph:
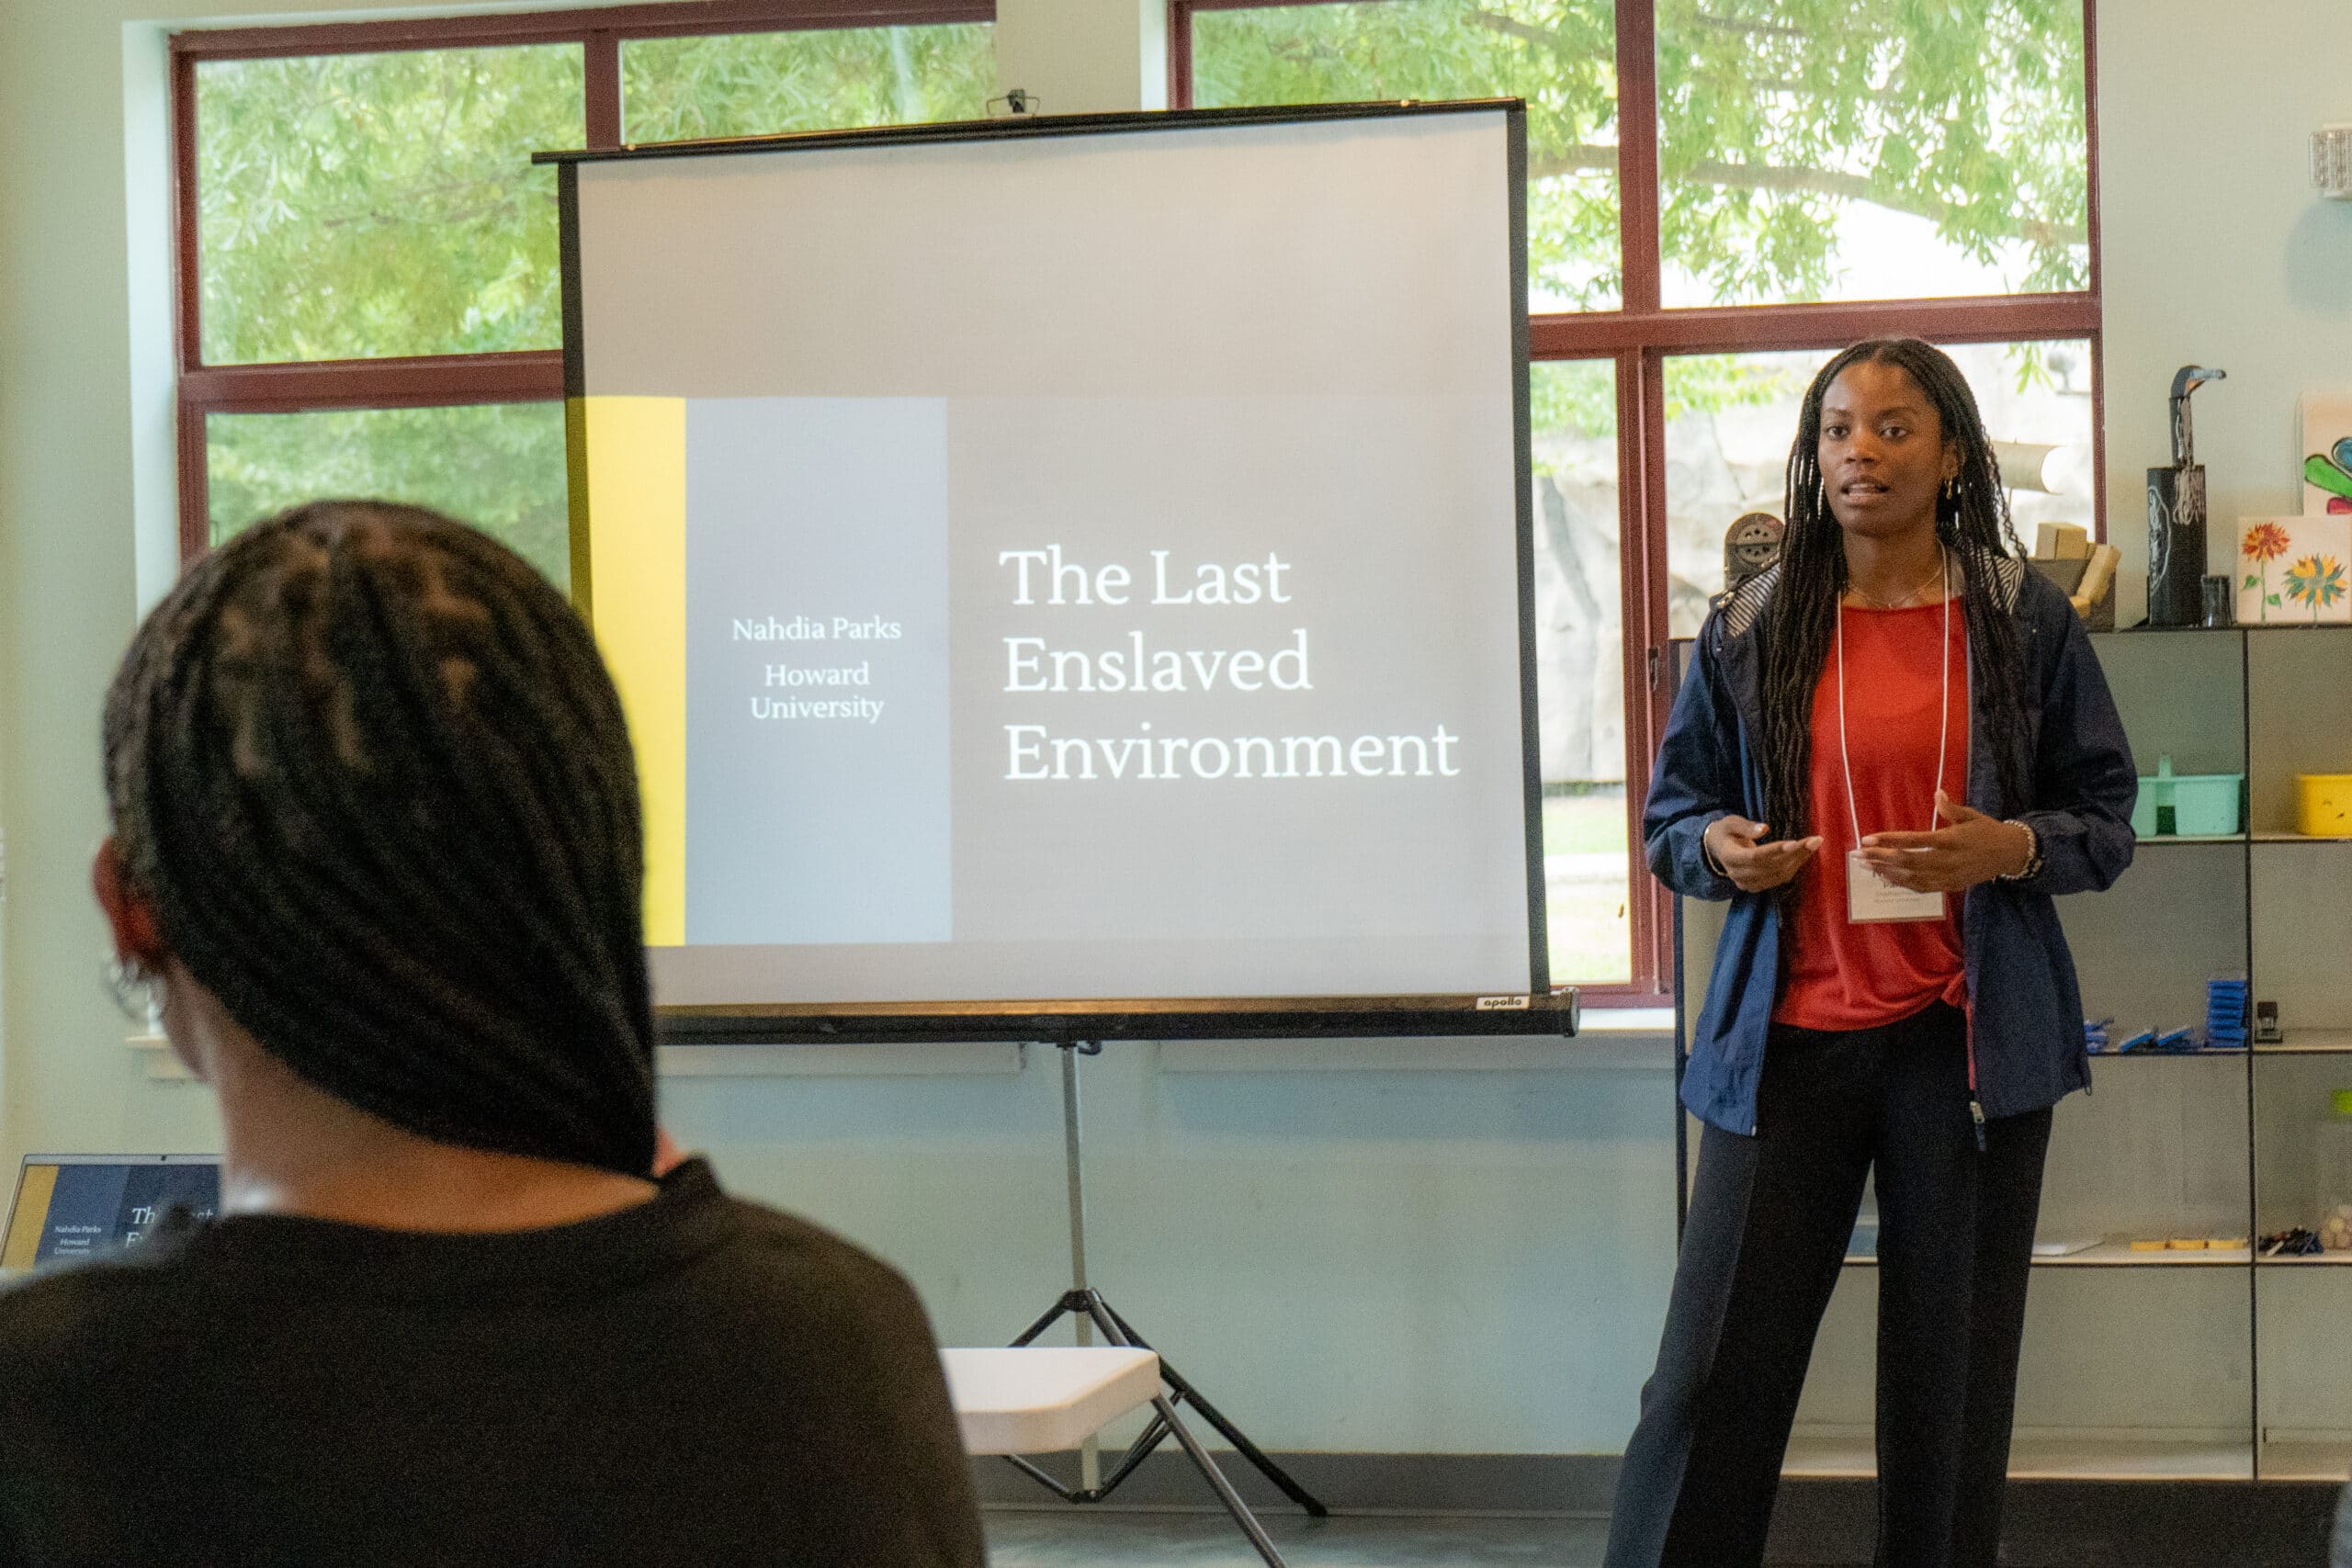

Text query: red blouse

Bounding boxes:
[1773,599,1971,1032]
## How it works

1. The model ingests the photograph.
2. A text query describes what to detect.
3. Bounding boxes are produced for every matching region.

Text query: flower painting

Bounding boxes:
[2240,516,2352,624]
[2286,555,2348,623]
[2301,392,2352,515]
[2243,521,2290,619]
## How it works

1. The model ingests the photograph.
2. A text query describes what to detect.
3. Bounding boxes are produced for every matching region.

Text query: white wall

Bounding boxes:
[2098,0,2352,597]
[996,0,1168,113]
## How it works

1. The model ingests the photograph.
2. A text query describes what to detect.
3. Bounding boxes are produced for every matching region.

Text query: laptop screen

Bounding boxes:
[0,1156,220,1272]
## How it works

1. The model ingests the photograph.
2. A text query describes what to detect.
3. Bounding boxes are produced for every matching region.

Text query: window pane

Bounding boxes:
[623,26,995,141]
[196,47,582,366]
[1192,1,1621,313]
[1663,340,2098,637]
[1657,3,2087,308]
[207,403,571,589]
[1532,360,1630,985]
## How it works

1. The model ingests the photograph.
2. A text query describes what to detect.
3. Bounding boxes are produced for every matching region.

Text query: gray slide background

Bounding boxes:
[950,394,1522,947]
[576,111,1536,1004]
[684,398,952,944]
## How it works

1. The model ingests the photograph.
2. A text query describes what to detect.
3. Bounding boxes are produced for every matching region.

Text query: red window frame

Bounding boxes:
[171,0,2099,1006]
[1174,0,2104,1004]
[169,0,994,560]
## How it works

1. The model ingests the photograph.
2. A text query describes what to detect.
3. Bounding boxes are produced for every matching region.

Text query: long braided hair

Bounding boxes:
[102,501,657,1177]
[1758,339,2034,852]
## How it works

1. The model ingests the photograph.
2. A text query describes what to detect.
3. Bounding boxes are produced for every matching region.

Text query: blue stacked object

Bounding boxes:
[2206,975,2249,1049]
[2084,985,2252,1054]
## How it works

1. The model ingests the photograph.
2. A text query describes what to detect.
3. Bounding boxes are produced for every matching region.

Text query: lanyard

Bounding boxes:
[1835,548,1951,844]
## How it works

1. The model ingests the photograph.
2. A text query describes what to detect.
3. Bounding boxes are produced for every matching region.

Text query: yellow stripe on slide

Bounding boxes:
[571,396,687,947]
[2,1165,56,1271]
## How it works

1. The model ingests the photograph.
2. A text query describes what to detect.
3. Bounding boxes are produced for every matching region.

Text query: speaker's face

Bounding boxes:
[1817,361,1957,541]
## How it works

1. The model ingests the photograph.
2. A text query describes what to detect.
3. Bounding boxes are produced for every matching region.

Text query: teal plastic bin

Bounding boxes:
[2132,754,2243,837]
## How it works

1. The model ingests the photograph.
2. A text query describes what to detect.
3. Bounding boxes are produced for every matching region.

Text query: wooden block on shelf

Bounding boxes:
[2035,522,2092,559]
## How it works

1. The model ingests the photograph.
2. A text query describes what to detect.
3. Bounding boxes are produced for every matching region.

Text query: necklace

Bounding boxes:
[1837,560,1951,841]
[1849,549,1950,610]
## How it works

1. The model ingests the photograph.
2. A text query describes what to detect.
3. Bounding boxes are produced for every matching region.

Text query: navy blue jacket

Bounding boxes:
[1648,556,2138,1134]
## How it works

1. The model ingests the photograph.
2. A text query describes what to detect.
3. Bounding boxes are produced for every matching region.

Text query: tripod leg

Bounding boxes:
[1001,1453,1088,1504]
[1091,1410,1174,1496]
[1152,1394,1289,1568]
[1008,1295,1076,1348]
[1088,1293,1148,1348]
[1146,1354,1329,1517]
[1073,1292,1132,1348]
[1085,1294,1329,1518]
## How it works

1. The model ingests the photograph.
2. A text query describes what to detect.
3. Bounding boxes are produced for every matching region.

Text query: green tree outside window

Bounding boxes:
[197,46,585,366]
[623,26,995,142]
[1193,0,2087,309]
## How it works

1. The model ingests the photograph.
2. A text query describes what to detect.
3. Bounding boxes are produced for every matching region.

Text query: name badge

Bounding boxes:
[1847,849,1945,924]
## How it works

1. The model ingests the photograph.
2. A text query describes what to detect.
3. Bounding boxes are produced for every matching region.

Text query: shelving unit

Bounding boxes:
[1843,1244,2253,1267]
[1786,1431,2256,1483]
[2256,1032,2352,1054]
[1674,624,2352,1488]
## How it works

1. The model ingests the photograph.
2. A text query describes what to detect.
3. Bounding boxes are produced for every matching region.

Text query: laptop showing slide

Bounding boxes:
[0,1155,220,1274]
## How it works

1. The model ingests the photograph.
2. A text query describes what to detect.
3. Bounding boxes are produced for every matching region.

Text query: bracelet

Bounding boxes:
[1999,818,2042,882]
[1701,821,1731,879]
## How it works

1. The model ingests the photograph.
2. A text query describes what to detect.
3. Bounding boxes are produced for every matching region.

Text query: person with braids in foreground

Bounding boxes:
[1604,342,2136,1568]
[0,502,986,1567]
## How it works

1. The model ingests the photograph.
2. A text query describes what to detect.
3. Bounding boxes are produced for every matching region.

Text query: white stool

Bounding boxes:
[941,1346,1289,1567]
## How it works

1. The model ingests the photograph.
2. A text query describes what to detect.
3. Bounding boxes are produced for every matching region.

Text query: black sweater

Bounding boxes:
[0,1159,986,1567]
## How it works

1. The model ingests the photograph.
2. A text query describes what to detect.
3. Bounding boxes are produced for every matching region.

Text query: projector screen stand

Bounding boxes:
[997,1042,1326,1567]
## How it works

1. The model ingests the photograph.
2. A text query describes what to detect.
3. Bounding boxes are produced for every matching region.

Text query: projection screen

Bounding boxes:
[548,102,1566,1038]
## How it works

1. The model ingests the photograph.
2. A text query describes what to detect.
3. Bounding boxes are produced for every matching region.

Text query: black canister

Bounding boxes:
[2147,468,2207,626]
[2147,366,2226,628]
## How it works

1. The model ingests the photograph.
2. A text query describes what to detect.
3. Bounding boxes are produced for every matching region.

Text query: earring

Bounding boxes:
[104,955,145,1019]
[103,954,164,1031]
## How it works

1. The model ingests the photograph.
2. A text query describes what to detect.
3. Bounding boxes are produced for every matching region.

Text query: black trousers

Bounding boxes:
[1603,1002,2053,1568]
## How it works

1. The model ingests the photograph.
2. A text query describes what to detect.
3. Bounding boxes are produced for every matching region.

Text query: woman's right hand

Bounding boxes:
[1703,816,1824,893]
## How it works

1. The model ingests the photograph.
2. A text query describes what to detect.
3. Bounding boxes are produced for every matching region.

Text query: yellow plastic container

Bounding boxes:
[2295,773,2352,838]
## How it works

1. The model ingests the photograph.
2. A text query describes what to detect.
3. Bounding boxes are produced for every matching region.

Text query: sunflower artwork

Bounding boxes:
[2242,521,2291,621]
[2286,554,2349,624]
[2240,517,2352,624]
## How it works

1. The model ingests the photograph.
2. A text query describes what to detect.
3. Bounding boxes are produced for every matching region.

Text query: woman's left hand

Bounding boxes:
[1858,790,2033,892]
